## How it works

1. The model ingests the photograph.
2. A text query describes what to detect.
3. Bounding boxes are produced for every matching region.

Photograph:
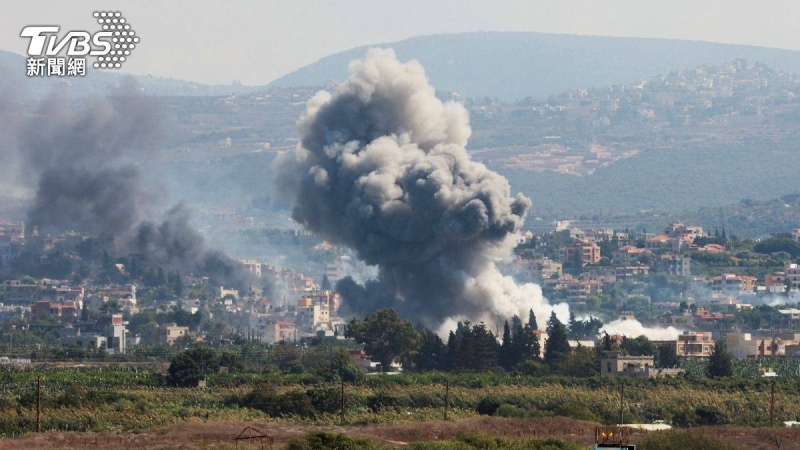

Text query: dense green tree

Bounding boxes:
[312,349,363,382]
[41,250,74,279]
[569,316,603,340]
[170,271,185,297]
[656,342,680,368]
[530,328,542,363]
[600,332,619,351]
[568,312,577,336]
[753,237,800,258]
[218,351,243,371]
[413,328,447,371]
[511,315,523,336]
[321,274,331,291]
[527,309,538,330]
[621,335,656,356]
[445,330,459,371]
[708,339,733,378]
[166,347,221,387]
[557,345,599,377]
[499,321,514,370]
[274,342,304,374]
[544,312,570,366]
[507,316,541,367]
[346,308,419,371]
[452,322,499,371]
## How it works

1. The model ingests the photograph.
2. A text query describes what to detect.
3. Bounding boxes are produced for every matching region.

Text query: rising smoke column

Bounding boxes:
[19,93,159,235]
[277,49,568,329]
[12,89,252,289]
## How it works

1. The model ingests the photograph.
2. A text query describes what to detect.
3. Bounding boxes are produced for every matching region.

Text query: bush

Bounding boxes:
[407,434,584,450]
[637,431,740,450]
[284,431,386,450]
[306,387,343,414]
[476,396,502,416]
[239,385,315,418]
[367,392,399,412]
[694,405,729,426]
[670,404,730,427]
[515,360,550,377]
[553,402,599,422]
[494,403,527,418]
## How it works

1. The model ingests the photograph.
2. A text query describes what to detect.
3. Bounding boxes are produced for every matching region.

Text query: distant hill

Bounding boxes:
[499,143,800,218]
[0,50,270,98]
[269,32,800,101]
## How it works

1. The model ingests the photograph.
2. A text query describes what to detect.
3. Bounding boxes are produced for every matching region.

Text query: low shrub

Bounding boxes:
[284,431,386,449]
[637,431,741,450]
[494,403,527,418]
[407,433,584,450]
[553,402,599,422]
[476,396,502,416]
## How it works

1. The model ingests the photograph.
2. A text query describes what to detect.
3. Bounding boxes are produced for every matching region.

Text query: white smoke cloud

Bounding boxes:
[602,318,682,340]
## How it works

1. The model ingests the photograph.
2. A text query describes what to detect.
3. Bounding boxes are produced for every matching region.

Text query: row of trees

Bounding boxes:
[346,308,585,374]
[344,306,739,379]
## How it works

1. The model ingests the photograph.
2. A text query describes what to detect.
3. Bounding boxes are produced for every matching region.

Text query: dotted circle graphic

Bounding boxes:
[93,11,138,70]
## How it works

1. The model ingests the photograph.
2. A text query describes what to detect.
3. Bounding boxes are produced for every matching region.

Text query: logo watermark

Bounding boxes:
[21,11,139,77]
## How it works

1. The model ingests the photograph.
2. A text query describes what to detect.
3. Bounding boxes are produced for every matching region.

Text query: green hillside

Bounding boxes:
[500,144,800,218]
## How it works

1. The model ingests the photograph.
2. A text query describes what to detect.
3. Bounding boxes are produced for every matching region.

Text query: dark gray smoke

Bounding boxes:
[10,87,252,289]
[134,202,254,288]
[276,49,563,329]
[18,92,160,235]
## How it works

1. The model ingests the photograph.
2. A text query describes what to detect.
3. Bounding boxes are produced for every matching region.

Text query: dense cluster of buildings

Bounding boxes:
[510,221,800,307]
[0,219,352,354]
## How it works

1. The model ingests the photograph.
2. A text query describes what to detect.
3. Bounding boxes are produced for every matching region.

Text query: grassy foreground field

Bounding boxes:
[2,366,800,448]
[0,418,798,449]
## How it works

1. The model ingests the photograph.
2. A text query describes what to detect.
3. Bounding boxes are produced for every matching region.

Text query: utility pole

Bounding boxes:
[619,384,624,426]
[444,380,450,420]
[36,375,41,433]
[770,382,776,427]
[340,377,345,426]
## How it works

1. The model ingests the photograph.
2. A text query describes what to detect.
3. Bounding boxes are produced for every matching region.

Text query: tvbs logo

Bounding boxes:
[21,11,138,77]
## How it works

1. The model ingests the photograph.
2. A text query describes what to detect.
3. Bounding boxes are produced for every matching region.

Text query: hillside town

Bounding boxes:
[3,215,800,373]
[466,59,800,176]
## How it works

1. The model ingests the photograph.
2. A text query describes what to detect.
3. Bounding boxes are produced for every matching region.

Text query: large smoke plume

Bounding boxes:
[277,49,568,329]
[6,88,251,289]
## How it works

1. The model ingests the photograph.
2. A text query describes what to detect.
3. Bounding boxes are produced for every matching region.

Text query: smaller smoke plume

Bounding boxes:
[8,85,252,289]
[18,91,160,235]
[601,318,681,341]
[134,203,253,288]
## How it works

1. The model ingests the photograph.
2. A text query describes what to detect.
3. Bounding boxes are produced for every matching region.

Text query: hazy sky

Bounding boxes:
[4,0,800,86]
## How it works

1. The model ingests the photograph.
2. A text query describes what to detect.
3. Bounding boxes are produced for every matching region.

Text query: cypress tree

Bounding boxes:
[445,330,459,371]
[469,323,499,371]
[414,328,447,371]
[528,309,538,330]
[531,327,542,361]
[321,274,331,290]
[708,339,733,378]
[544,311,570,366]
[499,321,513,370]
[511,315,523,337]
